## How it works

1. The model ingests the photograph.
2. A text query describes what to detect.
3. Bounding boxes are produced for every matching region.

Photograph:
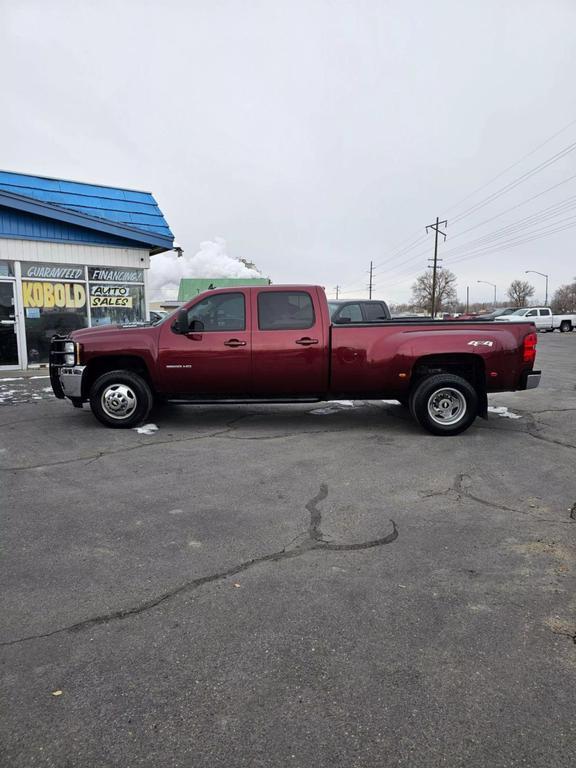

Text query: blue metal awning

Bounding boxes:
[0,171,174,252]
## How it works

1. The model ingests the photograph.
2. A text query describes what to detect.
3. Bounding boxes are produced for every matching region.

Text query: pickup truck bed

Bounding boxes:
[50,285,541,436]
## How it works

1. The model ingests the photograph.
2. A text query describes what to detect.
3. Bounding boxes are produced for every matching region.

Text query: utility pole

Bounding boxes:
[426,217,447,317]
[466,286,469,314]
[368,261,374,299]
[334,285,340,299]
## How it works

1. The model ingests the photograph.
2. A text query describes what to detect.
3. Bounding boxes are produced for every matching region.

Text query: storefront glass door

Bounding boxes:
[0,281,20,368]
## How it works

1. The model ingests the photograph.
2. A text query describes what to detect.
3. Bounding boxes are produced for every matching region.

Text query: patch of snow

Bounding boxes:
[134,423,159,435]
[30,375,49,380]
[488,405,522,420]
[42,387,53,393]
[0,377,23,382]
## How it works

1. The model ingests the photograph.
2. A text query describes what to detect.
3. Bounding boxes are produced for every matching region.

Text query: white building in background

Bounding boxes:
[0,171,174,369]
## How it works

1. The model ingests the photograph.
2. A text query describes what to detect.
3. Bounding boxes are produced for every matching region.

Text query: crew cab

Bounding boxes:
[496,307,576,332]
[328,299,391,323]
[50,285,541,436]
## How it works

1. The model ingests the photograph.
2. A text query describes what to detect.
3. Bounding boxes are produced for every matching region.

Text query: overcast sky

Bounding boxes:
[1,0,575,305]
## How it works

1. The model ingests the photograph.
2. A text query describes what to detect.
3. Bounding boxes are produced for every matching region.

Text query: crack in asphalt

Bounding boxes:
[0,485,398,647]
[421,473,574,525]
[0,418,356,472]
[3,399,576,472]
[551,629,576,645]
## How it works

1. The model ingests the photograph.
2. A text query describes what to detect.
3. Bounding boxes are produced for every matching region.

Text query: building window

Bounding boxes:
[88,267,145,326]
[22,280,88,364]
[90,284,146,325]
[0,260,15,277]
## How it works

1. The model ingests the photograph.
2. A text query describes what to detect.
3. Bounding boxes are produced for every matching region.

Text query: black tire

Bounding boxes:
[89,370,153,429]
[409,373,478,436]
[560,321,572,333]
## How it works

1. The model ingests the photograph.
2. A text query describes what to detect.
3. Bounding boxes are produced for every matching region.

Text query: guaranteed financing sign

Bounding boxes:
[90,284,134,308]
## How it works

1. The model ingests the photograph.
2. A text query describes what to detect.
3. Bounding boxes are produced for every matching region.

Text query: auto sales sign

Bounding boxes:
[90,284,133,308]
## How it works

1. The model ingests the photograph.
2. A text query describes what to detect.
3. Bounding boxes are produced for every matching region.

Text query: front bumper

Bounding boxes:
[58,366,86,399]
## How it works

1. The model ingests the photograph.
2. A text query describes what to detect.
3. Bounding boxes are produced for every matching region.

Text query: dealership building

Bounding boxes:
[0,171,174,369]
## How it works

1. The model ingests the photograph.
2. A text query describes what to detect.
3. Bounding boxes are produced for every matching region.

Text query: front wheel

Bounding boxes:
[409,374,478,436]
[89,370,153,428]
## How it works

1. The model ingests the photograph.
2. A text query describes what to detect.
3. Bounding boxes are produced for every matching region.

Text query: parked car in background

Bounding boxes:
[476,307,518,320]
[495,307,576,332]
[149,310,168,323]
[328,299,391,323]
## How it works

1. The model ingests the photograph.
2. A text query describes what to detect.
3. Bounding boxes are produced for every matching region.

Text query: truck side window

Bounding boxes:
[337,304,363,322]
[364,303,388,321]
[258,291,315,330]
[526,310,537,317]
[540,309,551,316]
[187,293,245,331]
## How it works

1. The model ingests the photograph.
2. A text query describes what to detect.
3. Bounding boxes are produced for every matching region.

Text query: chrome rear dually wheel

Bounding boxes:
[409,373,478,436]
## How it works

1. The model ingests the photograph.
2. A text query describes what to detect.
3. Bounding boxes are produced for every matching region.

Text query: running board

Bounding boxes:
[165,397,322,405]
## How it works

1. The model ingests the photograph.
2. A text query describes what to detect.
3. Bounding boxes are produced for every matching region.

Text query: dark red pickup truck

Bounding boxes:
[50,285,540,436]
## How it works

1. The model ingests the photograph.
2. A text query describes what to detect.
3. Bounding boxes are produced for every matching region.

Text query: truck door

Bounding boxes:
[158,290,251,395]
[251,288,327,396]
[524,308,541,328]
[539,308,553,329]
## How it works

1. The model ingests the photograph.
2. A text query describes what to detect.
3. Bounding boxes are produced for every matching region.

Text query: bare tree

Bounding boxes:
[551,278,576,313]
[507,279,535,307]
[411,269,457,315]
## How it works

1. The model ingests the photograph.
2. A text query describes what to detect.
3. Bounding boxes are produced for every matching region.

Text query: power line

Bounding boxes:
[444,172,576,243]
[449,139,576,226]
[368,170,576,287]
[446,216,576,266]
[337,117,576,298]
[445,115,576,216]
[442,196,576,259]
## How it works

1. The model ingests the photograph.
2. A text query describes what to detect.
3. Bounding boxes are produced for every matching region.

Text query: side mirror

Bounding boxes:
[172,309,189,334]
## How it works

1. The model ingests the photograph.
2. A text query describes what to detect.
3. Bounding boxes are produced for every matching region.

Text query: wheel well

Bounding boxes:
[82,355,152,398]
[411,354,487,417]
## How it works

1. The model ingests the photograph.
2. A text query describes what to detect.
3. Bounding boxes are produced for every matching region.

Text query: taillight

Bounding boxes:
[523,332,537,364]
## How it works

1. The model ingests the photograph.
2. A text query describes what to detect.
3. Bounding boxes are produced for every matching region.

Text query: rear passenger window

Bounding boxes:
[258,291,315,330]
[364,303,388,322]
[540,309,551,316]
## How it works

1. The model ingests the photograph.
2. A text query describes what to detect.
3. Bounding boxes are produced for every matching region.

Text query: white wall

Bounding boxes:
[0,239,150,269]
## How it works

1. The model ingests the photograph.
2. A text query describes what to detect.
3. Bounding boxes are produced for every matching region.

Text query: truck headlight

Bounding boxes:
[64,341,76,366]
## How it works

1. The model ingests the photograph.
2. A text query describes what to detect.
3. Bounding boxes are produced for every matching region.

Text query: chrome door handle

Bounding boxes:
[295,337,319,346]
[224,339,247,347]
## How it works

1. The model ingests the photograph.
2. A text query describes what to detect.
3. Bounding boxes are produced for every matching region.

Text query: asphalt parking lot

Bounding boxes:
[1,333,575,768]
